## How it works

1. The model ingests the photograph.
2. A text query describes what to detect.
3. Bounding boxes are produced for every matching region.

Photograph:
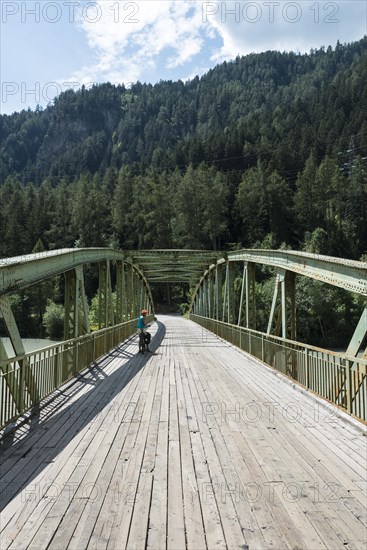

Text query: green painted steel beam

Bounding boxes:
[0,249,150,296]
[346,306,367,357]
[1,248,367,296]
[227,250,367,295]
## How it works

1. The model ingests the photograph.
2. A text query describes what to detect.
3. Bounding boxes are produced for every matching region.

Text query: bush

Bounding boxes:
[180,303,190,315]
[43,300,64,339]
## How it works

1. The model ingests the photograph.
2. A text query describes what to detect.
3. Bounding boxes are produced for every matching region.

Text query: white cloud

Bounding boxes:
[63,0,366,86]
[206,0,367,60]
[65,1,205,85]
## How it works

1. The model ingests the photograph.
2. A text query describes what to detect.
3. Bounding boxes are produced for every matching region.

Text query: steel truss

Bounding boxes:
[0,249,154,421]
[1,247,367,426]
[190,249,367,421]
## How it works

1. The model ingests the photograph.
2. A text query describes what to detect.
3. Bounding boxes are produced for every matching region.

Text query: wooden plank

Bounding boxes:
[180,347,226,550]
[195,346,327,549]
[67,421,131,550]
[1,339,148,549]
[175,354,206,549]
[26,427,108,549]
[129,361,163,548]
[69,349,152,550]
[185,352,248,549]
[192,349,295,550]
[125,472,153,550]
[146,420,168,550]
[1,316,366,550]
[167,357,186,550]
[47,400,133,549]
[201,342,367,548]
[106,353,160,549]
[214,343,367,494]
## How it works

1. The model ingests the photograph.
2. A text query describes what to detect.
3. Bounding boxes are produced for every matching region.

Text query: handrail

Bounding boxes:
[0,315,154,429]
[190,314,367,422]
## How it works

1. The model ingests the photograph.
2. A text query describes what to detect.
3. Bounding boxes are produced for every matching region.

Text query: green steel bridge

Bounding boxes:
[0,248,367,426]
[0,248,366,549]
[0,247,366,427]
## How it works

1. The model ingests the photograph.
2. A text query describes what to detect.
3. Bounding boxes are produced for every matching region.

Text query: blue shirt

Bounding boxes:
[137,315,145,329]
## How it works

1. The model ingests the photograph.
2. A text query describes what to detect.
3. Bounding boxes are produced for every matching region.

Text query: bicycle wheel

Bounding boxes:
[139,332,146,354]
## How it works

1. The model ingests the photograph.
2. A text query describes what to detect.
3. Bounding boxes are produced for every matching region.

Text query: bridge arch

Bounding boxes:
[0,247,366,427]
[0,249,155,427]
[190,249,367,421]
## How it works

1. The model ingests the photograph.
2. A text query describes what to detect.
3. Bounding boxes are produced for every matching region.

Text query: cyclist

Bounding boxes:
[137,309,151,352]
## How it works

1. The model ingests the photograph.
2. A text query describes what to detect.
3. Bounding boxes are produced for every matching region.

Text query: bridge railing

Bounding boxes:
[0,315,154,429]
[190,314,367,422]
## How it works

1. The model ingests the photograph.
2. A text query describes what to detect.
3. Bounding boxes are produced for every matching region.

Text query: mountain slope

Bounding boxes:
[1,37,366,182]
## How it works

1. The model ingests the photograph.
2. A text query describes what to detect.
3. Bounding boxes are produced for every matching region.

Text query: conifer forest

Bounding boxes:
[1,37,366,347]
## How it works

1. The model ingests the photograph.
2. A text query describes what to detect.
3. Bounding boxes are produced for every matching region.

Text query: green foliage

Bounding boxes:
[43,300,64,339]
[1,39,367,346]
[295,279,360,347]
[1,40,367,258]
[303,228,330,254]
[235,163,293,247]
[88,291,117,328]
[179,303,190,315]
[172,163,229,249]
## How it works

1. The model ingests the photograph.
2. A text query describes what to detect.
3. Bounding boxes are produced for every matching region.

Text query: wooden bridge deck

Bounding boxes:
[0,316,366,550]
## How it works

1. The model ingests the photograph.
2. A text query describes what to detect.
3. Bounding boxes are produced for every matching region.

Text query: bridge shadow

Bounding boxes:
[0,320,166,511]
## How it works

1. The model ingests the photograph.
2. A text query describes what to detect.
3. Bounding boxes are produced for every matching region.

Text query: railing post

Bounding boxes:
[54,346,59,389]
[305,348,309,389]
[75,341,79,375]
[346,360,352,415]
[18,358,25,414]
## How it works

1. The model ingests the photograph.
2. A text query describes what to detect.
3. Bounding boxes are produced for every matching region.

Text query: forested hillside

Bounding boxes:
[1,37,366,346]
[1,37,367,256]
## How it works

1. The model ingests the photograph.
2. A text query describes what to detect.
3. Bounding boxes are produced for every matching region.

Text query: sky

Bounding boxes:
[1,0,366,115]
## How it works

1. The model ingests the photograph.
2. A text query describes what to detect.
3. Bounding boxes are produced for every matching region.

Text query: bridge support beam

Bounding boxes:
[137,271,151,314]
[126,264,134,320]
[346,305,367,359]
[137,274,144,314]
[222,264,228,322]
[116,262,127,324]
[237,261,256,329]
[222,262,236,323]
[227,263,236,324]
[267,269,296,340]
[0,295,39,409]
[214,263,223,320]
[202,278,208,318]
[64,266,90,339]
[97,261,114,329]
[208,272,215,319]
[199,279,205,317]
[132,269,138,318]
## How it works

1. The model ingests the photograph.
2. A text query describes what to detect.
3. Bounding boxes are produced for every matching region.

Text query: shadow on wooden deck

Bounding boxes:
[0,321,166,512]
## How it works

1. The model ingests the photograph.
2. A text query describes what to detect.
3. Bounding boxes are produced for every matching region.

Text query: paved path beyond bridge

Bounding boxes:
[0,315,366,549]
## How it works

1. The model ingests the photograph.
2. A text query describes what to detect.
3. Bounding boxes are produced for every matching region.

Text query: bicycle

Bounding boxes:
[139,331,147,354]
[138,327,151,354]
